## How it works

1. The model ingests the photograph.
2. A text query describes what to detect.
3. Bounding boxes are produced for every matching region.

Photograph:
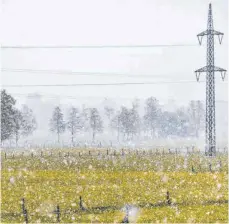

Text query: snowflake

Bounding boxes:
[10,177,15,184]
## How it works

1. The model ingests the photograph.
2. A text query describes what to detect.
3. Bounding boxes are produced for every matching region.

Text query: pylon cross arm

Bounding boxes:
[195,66,208,73]
[195,66,227,81]
[197,30,223,36]
[212,30,224,36]
[197,31,208,37]
[213,66,227,72]
[214,67,228,81]
[195,65,226,72]
[213,30,224,44]
[197,30,224,44]
[197,31,208,45]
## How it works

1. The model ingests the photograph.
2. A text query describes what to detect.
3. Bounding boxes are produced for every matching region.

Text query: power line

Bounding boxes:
[1,43,199,49]
[1,68,190,79]
[2,80,225,88]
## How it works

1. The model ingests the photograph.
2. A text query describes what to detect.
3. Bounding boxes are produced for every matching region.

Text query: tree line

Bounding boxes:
[1,90,205,146]
[1,90,37,146]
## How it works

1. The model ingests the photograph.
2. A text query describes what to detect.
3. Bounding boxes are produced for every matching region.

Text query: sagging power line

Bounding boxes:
[1,44,199,49]
[1,68,197,79]
[2,80,217,88]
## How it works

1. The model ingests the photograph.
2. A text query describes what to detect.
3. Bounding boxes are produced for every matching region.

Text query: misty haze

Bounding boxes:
[1,0,228,223]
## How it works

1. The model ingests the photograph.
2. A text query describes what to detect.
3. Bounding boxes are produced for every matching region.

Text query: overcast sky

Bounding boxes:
[1,0,228,103]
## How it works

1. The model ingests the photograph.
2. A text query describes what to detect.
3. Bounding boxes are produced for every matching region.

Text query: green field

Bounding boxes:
[1,149,228,223]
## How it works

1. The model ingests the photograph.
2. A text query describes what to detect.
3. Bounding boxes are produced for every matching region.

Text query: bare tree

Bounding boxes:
[81,105,90,132]
[6,104,37,147]
[1,89,16,142]
[104,106,114,122]
[11,109,23,147]
[89,108,103,142]
[118,106,140,141]
[176,107,190,138]
[104,106,115,134]
[143,97,160,138]
[188,100,205,138]
[49,106,65,143]
[130,101,141,139]
[67,107,83,146]
[157,111,179,138]
[110,110,121,141]
[118,107,130,140]
[20,104,37,137]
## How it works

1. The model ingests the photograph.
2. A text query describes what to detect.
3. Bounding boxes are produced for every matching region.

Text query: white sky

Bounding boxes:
[1,0,228,102]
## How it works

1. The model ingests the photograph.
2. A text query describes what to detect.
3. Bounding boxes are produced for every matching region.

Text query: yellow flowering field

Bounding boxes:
[1,149,228,223]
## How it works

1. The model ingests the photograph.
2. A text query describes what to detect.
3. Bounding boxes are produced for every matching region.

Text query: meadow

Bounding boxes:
[1,148,228,223]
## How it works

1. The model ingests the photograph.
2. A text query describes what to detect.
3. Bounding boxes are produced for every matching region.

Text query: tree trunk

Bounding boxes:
[127,133,130,141]
[72,135,74,146]
[15,132,19,147]
[71,127,74,147]
[195,126,199,138]
[57,131,60,144]
[150,122,155,139]
[92,131,95,142]
[150,129,153,139]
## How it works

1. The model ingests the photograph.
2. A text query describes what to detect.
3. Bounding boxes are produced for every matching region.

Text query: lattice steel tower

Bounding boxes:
[195,3,226,156]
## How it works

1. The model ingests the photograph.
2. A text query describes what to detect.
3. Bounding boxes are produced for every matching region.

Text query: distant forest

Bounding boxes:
[1,89,215,148]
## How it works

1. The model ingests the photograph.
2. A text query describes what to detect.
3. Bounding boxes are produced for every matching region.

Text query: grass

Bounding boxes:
[1,149,228,223]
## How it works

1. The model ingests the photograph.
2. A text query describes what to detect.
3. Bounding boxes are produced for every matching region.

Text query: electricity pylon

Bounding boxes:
[195,3,226,157]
